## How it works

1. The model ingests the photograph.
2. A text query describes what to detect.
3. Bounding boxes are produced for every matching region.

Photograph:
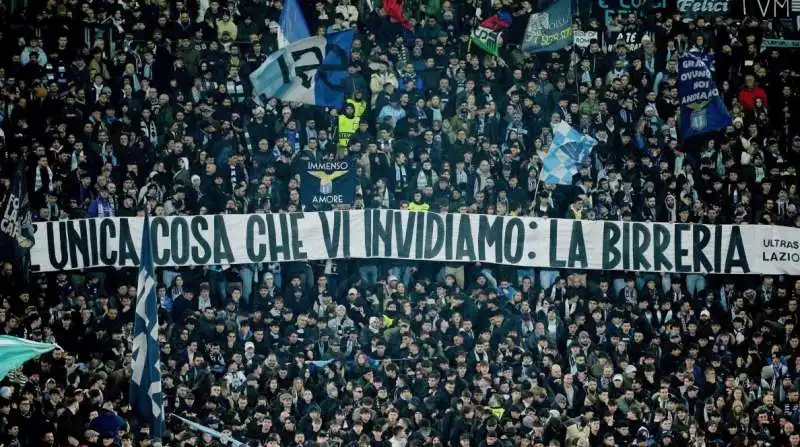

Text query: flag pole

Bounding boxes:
[532,179,542,207]
[170,414,246,447]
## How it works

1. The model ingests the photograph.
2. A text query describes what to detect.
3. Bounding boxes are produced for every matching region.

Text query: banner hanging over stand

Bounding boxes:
[30,210,800,275]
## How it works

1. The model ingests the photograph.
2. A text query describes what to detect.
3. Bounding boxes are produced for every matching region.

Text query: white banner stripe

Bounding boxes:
[28,211,800,275]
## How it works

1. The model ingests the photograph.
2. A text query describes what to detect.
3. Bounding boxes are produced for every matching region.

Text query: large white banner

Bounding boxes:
[30,210,800,274]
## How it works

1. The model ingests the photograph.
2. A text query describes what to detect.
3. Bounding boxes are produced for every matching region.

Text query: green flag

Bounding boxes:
[470,26,503,56]
[0,336,58,380]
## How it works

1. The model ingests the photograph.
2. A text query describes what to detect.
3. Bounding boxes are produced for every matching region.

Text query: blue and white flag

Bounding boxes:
[130,216,164,438]
[250,31,355,108]
[678,52,732,138]
[171,414,245,447]
[0,336,58,380]
[278,0,310,49]
[540,121,597,185]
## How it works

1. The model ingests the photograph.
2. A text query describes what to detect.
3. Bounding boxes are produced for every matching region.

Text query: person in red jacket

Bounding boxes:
[738,74,768,113]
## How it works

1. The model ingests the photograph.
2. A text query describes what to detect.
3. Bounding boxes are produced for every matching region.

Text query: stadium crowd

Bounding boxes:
[1,0,800,445]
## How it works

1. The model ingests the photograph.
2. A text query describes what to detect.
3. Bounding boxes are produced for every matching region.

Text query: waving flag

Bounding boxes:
[384,0,413,30]
[278,0,310,49]
[481,11,513,30]
[130,215,164,438]
[678,52,732,138]
[540,121,597,185]
[471,27,501,55]
[171,414,245,447]
[0,160,35,279]
[470,11,512,56]
[250,31,355,108]
[0,336,58,381]
[521,0,573,53]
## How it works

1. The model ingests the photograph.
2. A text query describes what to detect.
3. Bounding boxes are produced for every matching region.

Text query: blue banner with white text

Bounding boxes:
[678,52,732,138]
[300,158,357,208]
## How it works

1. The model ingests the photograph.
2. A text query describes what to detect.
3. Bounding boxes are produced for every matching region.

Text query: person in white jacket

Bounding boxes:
[327,305,355,336]
[335,0,359,25]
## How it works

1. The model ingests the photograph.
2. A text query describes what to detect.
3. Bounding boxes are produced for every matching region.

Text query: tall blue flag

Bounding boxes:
[278,0,310,48]
[130,215,163,438]
[0,159,35,280]
[250,31,355,108]
[0,336,58,380]
[678,52,732,138]
[521,0,574,53]
[540,121,597,185]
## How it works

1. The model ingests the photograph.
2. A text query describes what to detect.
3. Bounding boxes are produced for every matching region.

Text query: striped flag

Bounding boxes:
[0,336,58,381]
[130,215,164,438]
[278,0,310,49]
[171,414,245,447]
[540,121,597,185]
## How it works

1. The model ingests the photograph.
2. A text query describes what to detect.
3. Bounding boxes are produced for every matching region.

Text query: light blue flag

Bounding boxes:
[278,0,310,48]
[540,121,597,185]
[171,414,245,447]
[250,31,355,108]
[130,215,164,438]
[0,336,58,380]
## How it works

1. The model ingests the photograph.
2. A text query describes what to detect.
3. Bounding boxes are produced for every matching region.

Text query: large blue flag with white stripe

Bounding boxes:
[250,31,355,108]
[540,121,597,185]
[130,215,163,438]
[278,0,310,48]
[0,336,57,380]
